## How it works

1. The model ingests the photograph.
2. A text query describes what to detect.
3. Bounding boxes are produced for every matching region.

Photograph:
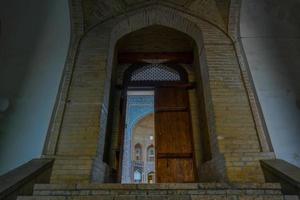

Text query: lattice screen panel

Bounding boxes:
[130,64,181,82]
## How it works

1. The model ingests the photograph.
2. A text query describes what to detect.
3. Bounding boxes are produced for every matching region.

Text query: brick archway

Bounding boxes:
[97,6,225,183]
[44,3,274,184]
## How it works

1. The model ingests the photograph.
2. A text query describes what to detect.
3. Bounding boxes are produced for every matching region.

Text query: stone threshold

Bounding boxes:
[34,183,281,190]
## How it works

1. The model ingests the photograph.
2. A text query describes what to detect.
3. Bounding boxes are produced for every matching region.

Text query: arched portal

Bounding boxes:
[44,4,273,185]
[103,25,213,183]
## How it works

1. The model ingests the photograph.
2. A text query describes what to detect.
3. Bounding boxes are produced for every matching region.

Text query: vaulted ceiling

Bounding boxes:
[82,0,231,31]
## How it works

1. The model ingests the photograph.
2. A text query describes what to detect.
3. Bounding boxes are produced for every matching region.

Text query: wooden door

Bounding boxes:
[155,87,197,183]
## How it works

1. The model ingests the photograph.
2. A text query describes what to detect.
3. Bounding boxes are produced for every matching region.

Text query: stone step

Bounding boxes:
[33,183,282,194]
[33,183,282,191]
[32,184,283,196]
[17,195,300,200]
[16,183,299,200]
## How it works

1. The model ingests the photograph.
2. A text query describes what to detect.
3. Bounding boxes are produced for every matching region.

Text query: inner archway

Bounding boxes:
[121,64,196,183]
[127,113,155,183]
[103,25,213,183]
[121,92,154,183]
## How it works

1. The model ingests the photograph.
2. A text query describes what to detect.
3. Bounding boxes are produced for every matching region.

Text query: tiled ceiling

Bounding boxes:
[82,0,231,30]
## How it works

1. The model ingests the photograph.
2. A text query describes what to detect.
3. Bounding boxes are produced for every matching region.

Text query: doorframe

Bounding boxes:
[117,63,198,183]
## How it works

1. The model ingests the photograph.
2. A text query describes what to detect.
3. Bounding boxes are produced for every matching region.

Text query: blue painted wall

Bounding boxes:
[0,0,70,174]
[122,95,154,183]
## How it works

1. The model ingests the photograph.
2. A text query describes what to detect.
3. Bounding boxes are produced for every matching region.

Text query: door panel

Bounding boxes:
[155,87,197,183]
[155,111,192,154]
[155,87,188,108]
[157,158,195,183]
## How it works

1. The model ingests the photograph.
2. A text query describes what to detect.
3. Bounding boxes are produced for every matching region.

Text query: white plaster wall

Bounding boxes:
[240,0,300,167]
[0,0,70,174]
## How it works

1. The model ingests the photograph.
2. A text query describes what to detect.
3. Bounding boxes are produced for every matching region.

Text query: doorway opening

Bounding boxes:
[121,90,155,183]
[102,25,213,183]
[119,63,198,183]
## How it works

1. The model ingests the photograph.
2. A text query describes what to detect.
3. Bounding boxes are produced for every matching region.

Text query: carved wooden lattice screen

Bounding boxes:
[129,64,182,82]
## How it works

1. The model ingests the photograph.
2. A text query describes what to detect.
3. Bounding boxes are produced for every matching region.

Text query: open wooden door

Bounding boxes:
[155,87,197,183]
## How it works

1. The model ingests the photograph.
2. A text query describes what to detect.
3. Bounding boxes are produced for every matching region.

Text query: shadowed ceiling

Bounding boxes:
[82,0,231,30]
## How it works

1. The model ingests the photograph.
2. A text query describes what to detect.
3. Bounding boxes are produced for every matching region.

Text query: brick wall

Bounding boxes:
[44,3,274,184]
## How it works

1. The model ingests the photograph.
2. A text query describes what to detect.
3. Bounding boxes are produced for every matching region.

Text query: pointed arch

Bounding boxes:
[134,143,142,161]
[147,145,155,162]
[99,6,220,183]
